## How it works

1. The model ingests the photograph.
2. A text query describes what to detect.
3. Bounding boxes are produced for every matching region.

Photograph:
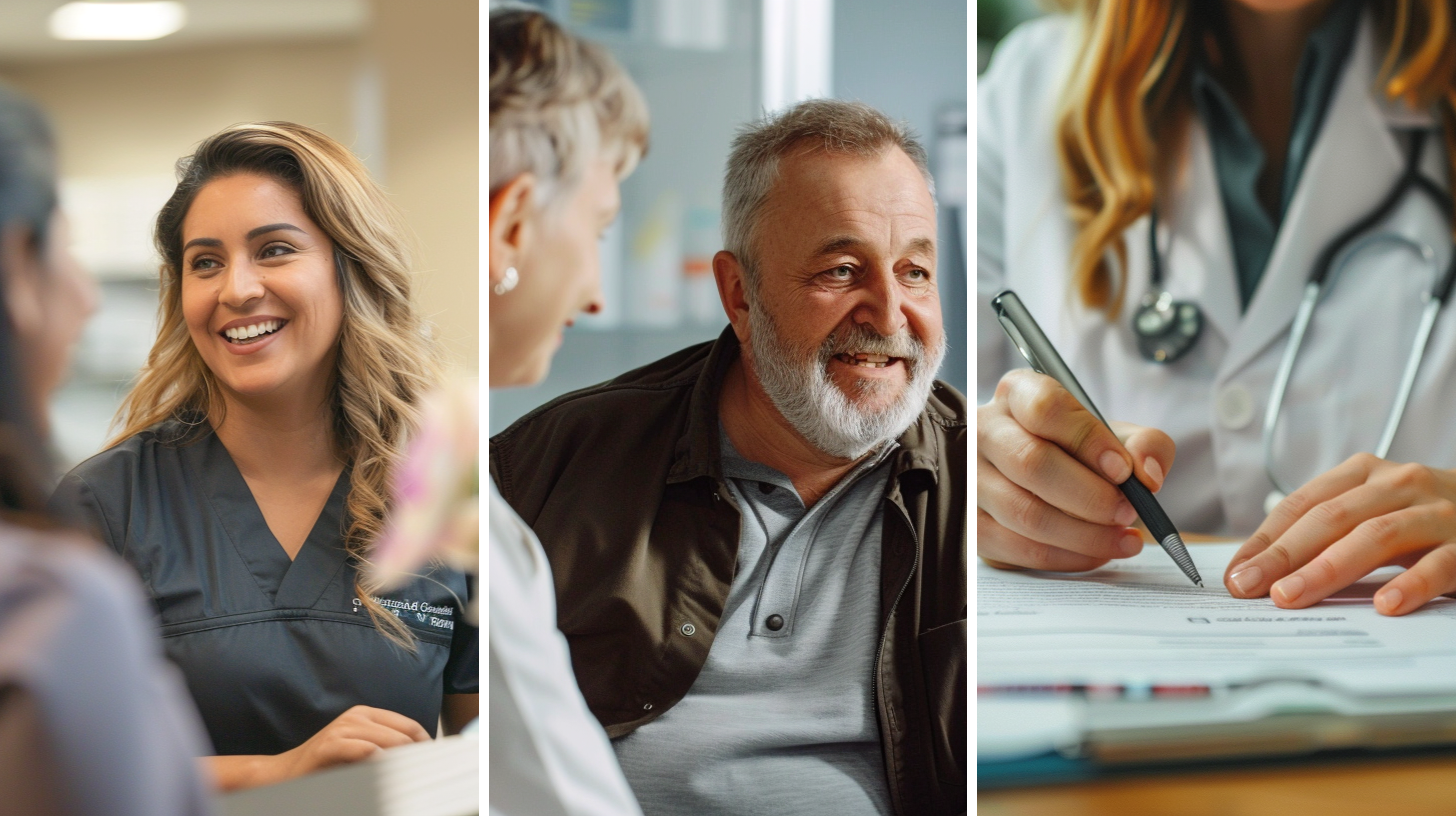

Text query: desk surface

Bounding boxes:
[978,755,1456,815]
[979,537,1456,815]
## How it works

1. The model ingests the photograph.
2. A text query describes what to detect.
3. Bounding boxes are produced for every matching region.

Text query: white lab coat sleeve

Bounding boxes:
[487,484,643,816]
[976,30,1012,407]
[977,18,1072,406]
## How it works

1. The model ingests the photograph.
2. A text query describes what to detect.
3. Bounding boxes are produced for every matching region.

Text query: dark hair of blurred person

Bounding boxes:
[0,82,70,523]
[0,82,212,816]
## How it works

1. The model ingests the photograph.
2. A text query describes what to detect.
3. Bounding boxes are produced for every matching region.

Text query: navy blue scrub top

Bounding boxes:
[48,419,479,757]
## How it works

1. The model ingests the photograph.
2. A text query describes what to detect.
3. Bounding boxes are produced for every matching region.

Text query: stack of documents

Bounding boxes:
[218,733,479,816]
[980,543,1456,776]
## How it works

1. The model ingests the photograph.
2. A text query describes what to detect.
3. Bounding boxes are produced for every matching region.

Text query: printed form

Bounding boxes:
[980,543,1456,697]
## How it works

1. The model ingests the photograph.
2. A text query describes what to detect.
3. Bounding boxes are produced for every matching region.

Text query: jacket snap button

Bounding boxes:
[765,614,784,631]
[680,622,696,636]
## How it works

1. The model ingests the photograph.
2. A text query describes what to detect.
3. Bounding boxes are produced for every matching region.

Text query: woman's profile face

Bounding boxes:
[179,172,344,408]
[6,210,97,421]
[490,158,619,387]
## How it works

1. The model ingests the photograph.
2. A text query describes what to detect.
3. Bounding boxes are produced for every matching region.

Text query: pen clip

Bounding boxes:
[998,312,1046,374]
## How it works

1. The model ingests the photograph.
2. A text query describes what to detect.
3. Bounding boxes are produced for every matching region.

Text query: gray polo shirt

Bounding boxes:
[611,429,895,816]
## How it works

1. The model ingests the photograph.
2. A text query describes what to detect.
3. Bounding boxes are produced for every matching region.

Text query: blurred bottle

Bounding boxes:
[629,190,681,327]
[682,201,721,325]
[657,0,728,50]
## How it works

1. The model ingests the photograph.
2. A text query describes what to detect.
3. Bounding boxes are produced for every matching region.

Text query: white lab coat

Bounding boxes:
[488,482,644,816]
[979,13,1456,536]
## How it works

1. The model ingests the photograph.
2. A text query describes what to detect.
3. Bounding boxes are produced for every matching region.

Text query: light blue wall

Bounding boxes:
[834,0,969,398]
[490,0,970,434]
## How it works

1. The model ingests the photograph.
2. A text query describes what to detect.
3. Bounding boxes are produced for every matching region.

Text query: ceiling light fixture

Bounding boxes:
[49,2,187,41]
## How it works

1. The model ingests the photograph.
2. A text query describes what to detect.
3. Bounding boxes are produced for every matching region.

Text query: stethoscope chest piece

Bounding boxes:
[1134,291,1204,363]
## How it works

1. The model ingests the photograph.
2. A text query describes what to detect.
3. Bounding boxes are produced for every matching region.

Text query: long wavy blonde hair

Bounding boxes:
[114,122,442,646]
[1056,0,1456,316]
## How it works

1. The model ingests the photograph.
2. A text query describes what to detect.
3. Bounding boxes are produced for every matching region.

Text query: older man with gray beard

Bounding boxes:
[489,98,965,816]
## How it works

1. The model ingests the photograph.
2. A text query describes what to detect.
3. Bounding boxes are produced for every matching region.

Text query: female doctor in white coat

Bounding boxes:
[979,0,1456,615]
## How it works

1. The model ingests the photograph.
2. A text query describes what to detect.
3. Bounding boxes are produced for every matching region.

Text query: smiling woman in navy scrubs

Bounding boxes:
[49,122,478,792]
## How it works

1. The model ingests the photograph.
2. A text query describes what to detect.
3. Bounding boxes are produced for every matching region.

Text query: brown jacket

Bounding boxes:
[489,329,966,815]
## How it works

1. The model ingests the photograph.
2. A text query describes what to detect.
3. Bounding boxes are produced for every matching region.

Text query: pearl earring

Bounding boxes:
[493,266,519,295]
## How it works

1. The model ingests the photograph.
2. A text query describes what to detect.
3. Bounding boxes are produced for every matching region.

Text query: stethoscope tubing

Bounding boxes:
[1262,128,1455,499]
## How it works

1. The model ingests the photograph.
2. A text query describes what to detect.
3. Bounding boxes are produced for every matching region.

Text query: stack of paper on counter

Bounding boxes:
[218,732,479,816]
[979,543,1456,779]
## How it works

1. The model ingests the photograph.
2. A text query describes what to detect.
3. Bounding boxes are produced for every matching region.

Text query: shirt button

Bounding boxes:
[765,614,784,631]
[680,622,696,636]
[1216,383,1255,430]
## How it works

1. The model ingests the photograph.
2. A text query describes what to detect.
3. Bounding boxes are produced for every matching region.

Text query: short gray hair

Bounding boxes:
[489,9,649,212]
[722,99,934,290]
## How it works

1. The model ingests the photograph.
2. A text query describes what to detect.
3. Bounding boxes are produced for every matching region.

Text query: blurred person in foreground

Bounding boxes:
[0,83,213,815]
[49,122,478,791]
[491,97,967,815]
[488,8,648,816]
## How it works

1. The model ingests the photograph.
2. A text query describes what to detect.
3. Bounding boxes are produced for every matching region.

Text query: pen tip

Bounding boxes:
[1196,580,1204,588]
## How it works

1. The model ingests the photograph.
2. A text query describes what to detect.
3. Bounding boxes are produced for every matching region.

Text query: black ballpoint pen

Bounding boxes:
[989,289,1204,587]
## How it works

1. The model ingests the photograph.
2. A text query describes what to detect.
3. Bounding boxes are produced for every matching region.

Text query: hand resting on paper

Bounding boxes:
[204,705,430,791]
[977,368,1177,572]
[1226,453,1456,615]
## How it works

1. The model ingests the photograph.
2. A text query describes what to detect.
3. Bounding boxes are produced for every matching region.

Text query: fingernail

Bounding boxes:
[1119,531,1144,557]
[1273,574,1306,604]
[1229,565,1263,596]
[1114,500,1138,527]
[1100,450,1132,483]
[1144,458,1164,492]
[1377,587,1404,615]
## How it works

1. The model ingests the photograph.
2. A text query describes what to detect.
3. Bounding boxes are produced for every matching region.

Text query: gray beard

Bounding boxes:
[744,299,946,459]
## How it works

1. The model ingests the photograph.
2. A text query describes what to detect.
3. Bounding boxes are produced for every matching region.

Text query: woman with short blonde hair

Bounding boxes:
[488,8,648,815]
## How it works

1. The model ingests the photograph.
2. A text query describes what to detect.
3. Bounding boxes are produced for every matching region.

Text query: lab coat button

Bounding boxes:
[1216,383,1255,430]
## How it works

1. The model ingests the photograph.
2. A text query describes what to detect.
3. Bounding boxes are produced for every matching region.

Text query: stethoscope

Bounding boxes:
[1132,129,1456,515]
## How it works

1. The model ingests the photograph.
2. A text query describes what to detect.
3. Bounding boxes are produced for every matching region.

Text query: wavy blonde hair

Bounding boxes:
[1055,0,1456,316]
[114,122,442,647]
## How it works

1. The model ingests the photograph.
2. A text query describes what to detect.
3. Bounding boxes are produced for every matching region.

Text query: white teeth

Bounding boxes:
[224,319,281,342]
[837,352,894,368]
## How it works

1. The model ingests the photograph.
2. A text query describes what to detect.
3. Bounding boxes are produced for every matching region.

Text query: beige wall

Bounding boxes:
[371,0,479,369]
[0,3,480,369]
[0,39,360,179]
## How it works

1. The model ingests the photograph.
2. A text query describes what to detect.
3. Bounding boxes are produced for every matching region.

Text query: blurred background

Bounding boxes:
[489,0,969,434]
[977,0,1041,73]
[0,0,477,469]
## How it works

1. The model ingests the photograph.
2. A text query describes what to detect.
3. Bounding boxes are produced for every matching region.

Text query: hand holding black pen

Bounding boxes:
[978,290,1201,586]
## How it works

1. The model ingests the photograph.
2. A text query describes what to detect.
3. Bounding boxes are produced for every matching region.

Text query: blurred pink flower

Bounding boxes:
[371,376,479,591]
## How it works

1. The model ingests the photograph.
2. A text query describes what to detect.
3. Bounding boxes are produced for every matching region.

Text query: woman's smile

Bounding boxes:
[180,173,343,400]
[218,316,289,355]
